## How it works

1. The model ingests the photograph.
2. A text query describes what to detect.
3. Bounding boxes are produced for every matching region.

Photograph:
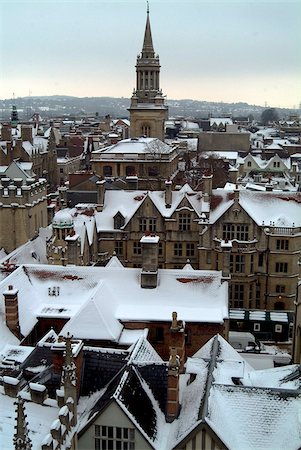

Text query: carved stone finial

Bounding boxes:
[13,396,32,450]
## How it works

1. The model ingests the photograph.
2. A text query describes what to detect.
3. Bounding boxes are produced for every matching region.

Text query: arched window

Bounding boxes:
[103,165,112,176]
[148,166,159,176]
[126,165,136,176]
[141,124,151,137]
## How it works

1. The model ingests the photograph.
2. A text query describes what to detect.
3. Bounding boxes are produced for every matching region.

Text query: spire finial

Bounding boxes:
[13,396,32,450]
[147,1,149,14]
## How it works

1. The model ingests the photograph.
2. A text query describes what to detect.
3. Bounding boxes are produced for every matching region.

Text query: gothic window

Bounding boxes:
[276,239,289,250]
[275,262,288,273]
[236,225,249,241]
[223,224,235,240]
[133,241,142,255]
[114,241,123,256]
[179,213,191,231]
[174,243,183,257]
[230,254,245,273]
[230,284,244,308]
[186,243,195,257]
[276,284,285,294]
[139,218,147,232]
[222,224,249,241]
[149,218,157,232]
[94,425,135,450]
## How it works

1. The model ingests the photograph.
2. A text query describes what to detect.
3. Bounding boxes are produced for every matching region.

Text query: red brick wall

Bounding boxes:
[123,320,226,360]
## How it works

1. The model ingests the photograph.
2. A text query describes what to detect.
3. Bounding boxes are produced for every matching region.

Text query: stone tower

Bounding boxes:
[128,3,168,141]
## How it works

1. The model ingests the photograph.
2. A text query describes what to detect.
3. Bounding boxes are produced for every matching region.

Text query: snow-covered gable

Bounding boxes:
[95,184,207,232]
[239,190,301,227]
[174,335,301,450]
[208,188,301,227]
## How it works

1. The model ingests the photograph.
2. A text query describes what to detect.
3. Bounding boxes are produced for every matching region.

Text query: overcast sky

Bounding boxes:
[0,0,300,108]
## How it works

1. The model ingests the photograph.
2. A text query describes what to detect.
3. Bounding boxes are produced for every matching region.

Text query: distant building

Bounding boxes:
[90,137,179,190]
[0,165,48,254]
[46,182,301,312]
[198,130,250,153]
[0,123,58,190]
[128,5,168,141]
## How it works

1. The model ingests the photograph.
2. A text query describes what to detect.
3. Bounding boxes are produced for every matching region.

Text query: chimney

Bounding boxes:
[221,239,232,279]
[234,185,240,201]
[29,382,48,404]
[140,235,159,289]
[1,123,12,141]
[229,167,238,184]
[58,186,68,209]
[202,173,213,197]
[21,125,33,144]
[96,180,106,211]
[166,347,180,422]
[4,285,21,338]
[165,180,172,208]
[170,312,186,371]
[3,376,21,397]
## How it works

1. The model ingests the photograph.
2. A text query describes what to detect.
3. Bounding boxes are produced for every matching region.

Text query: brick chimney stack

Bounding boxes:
[140,234,159,288]
[21,125,33,144]
[3,285,21,338]
[166,347,180,422]
[221,239,232,279]
[96,180,106,212]
[165,180,172,208]
[170,312,186,371]
[202,173,213,197]
[1,123,12,141]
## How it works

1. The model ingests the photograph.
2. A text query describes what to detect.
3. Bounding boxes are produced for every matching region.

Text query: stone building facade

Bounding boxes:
[0,123,58,190]
[48,180,301,312]
[90,137,179,190]
[0,176,48,254]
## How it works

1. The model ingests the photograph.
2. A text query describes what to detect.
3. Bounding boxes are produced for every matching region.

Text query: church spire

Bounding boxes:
[142,2,155,58]
[13,397,32,450]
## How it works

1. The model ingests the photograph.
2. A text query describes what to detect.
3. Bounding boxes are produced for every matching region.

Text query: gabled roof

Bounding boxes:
[0,264,228,345]
[209,189,301,227]
[173,335,301,450]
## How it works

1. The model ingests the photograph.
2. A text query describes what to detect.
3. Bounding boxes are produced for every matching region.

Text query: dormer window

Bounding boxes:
[114,212,125,229]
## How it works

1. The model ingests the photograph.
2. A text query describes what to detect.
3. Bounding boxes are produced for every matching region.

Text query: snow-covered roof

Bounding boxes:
[0,386,59,450]
[92,184,206,232]
[209,188,301,227]
[210,118,233,127]
[0,264,228,343]
[92,137,175,156]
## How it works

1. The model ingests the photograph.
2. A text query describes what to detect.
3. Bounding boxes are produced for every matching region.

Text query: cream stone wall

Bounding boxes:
[0,179,48,254]
[78,401,152,450]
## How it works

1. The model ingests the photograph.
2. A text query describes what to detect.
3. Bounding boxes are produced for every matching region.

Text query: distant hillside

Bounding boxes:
[0,95,299,121]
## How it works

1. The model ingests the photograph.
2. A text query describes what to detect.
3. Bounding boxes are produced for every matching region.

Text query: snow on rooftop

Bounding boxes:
[0,264,228,343]
[92,137,174,156]
[0,386,59,450]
